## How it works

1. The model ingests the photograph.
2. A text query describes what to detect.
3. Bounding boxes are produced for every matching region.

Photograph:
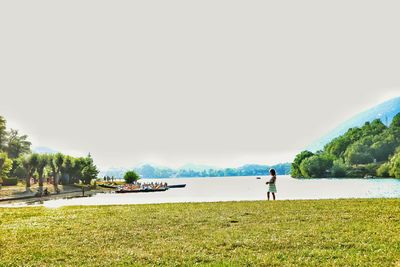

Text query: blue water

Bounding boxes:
[2,176,400,208]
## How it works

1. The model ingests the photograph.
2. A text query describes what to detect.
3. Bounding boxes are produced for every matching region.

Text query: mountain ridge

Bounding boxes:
[100,162,291,178]
[307,96,400,152]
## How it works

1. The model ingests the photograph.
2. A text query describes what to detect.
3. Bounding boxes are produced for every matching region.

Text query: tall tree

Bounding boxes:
[291,151,314,177]
[70,157,85,184]
[22,153,39,191]
[10,156,27,180]
[36,154,48,194]
[0,152,13,184]
[49,153,64,192]
[5,129,31,159]
[81,154,99,184]
[61,156,74,184]
[0,116,7,151]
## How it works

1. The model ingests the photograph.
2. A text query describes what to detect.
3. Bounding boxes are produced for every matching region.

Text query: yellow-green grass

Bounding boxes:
[0,199,400,266]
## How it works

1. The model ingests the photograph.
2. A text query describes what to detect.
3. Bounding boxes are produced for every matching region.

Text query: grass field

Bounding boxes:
[1,199,400,266]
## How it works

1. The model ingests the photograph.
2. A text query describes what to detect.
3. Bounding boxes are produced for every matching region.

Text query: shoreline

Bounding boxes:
[2,196,400,209]
[0,187,109,206]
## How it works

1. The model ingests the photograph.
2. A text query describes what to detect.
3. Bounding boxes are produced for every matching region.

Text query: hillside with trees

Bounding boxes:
[0,115,99,194]
[292,113,400,178]
[307,96,400,152]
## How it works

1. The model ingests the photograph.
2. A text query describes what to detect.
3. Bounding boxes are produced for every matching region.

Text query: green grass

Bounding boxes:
[1,199,400,266]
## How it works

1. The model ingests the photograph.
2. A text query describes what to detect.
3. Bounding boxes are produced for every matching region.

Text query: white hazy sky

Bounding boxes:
[1,1,400,169]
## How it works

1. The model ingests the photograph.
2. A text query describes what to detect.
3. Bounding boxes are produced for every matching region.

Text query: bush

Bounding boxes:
[1,177,18,186]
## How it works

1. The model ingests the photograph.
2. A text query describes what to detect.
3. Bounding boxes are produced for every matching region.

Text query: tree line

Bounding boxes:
[291,113,400,178]
[102,163,291,179]
[0,115,99,194]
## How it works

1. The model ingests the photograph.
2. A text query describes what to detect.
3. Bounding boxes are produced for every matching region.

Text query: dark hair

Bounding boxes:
[269,168,276,176]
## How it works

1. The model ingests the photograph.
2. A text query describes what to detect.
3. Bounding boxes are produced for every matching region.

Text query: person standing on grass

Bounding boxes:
[266,168,277,200]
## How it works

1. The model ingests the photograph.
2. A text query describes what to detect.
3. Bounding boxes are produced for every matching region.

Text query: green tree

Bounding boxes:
[362,119,387,137]
[388,150,400,178]
[4,129,31,159]
[330,159,347,177]
[377,162,391,177]
[291,151,314,177]
[0,116,7,151]
[299,154,333,178]
[71,157,85,184]
[11,157,27,179]
[81,155,99,184]
[344,142,374,165]
[371,133,398,162]
[124,170,140,184]
[49,153,64,192]
[0,152,13,184]
[22,153,39,191]
[325,127,363,159]
[61,156,74,184]
[36,154,48,193]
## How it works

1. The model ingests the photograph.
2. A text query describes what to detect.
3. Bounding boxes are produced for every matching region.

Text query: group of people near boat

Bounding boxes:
[121,181,168,191]
[118,170,277,198]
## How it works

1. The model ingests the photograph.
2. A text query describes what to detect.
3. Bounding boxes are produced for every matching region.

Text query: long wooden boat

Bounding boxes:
[115,187,168,193]
[167,184,186,188]
[98,184,118,189]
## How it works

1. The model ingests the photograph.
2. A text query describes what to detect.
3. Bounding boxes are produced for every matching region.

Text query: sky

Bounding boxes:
[1,1,400,170]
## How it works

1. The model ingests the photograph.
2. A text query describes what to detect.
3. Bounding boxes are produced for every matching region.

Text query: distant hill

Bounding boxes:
[179,163,219,172]
[308,96,400,152]
[100,163,291,179]
[33,146,58,154]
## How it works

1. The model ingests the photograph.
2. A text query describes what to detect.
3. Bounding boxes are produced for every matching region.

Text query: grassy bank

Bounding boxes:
[1,199,400,266]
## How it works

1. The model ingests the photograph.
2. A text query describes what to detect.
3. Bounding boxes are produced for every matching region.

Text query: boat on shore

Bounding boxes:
[98,184,118,189]
[107,183,186,193]
[115,187,168,193]
[168,184,186,188]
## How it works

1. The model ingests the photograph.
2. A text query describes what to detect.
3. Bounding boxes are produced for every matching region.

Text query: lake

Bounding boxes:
[3,176,400,208]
